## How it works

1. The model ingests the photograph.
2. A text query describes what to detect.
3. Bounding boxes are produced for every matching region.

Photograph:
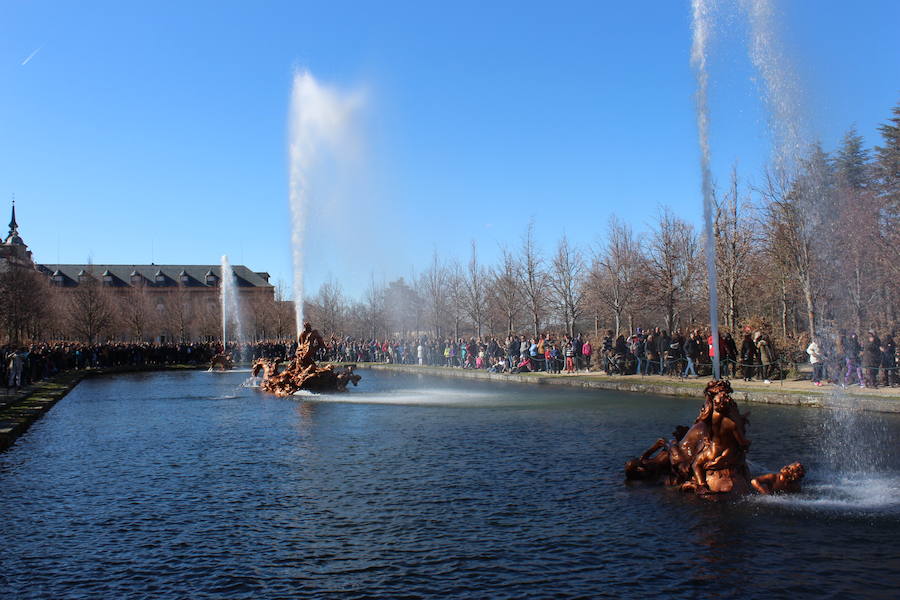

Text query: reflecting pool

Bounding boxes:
[2,370,899,598]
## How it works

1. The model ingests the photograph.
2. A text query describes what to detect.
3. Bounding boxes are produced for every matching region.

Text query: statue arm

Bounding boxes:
[751,473,775,494]
[640,439,667,461]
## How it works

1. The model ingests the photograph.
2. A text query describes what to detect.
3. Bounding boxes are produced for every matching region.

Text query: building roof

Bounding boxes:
[36,263,274,289]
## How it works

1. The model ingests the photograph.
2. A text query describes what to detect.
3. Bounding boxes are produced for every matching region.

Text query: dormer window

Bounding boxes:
[205,270,218,286]
[155,270,165,284]
[52,270,64,285]
[131,271,142,286]
[77,269,88,283]
[102,270,114,285]
[179,270,190,284]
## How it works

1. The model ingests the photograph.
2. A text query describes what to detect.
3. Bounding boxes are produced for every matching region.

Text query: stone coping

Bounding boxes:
[365,363,900,414]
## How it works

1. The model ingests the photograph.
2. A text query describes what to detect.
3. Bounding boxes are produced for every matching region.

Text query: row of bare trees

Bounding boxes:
[305,103,899,348]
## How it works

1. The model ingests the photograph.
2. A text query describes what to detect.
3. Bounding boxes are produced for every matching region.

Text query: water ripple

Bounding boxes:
[1,370,899,598]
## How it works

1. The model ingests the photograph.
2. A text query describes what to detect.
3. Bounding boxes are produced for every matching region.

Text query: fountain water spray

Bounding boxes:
[743,0,805,176]
[220,255,244,345]
[288,69,363,338]
[691,0,721,379]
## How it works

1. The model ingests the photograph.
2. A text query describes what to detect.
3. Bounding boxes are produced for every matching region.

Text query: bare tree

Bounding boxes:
[647,209,700,332]
[363,275,387,340]
[549,234,585,336]
[118,284,155,341]
[315,277,345,337]
[518,221,548,336]
[445,260,467,339]
[590,216,640,336]
[490,245,521,335]
[68,270,116,343]
[761,152,828,339]
[464,241,487,338]
[419,251,449,338]
[163,286,192,342]
[0,265,49,343]
[714,165,757,332]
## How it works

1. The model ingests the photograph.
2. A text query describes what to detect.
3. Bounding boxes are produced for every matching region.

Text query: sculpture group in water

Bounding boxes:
[625,379,805,497]
[209,353,235,371]
[251,321,361,396]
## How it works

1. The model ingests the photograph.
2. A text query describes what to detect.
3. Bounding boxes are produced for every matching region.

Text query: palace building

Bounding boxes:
[2,201,285,342]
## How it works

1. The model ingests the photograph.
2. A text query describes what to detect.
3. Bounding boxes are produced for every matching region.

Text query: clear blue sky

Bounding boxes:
[2,0,898,298]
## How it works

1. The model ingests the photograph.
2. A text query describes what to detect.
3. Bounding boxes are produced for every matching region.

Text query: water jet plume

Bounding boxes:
[288,69,364,338]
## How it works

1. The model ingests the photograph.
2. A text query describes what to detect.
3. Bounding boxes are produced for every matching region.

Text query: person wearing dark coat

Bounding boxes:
[657,331,671,375]
[861,332,882,388]
[723,333,738,377]
[740,333,757,381]
[882,335,897,388]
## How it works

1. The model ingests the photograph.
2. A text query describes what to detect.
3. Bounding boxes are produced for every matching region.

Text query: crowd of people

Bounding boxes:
[1,340,296,391]
[805,331,897,389]
[4,326,897,392]
[316,326,899,389]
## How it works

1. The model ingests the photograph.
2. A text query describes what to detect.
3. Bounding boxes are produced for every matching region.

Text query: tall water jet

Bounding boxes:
[743,0,805,176]
[691,0,721,379]
[220,254,244,345]
[288,70,363,338]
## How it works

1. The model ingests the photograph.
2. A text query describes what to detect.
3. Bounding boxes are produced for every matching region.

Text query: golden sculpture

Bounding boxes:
[251,321,361,396]
[626,380,805,497]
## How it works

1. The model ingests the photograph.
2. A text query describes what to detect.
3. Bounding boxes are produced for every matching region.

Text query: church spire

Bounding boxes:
[8,194,18,238]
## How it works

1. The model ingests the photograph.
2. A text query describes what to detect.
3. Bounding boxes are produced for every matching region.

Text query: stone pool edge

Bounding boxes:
[365,364,900,414]
[0,365,206,452]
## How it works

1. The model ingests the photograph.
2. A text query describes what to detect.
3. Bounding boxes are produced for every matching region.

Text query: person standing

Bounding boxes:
[807,337,826,386]
[581,338,592,372]
[723,333,738,378]
[861,332,882,389]
[7,348,24,390]
[755,332,775,384]
[644,333,657,375]
[844,333,864,386]
[740,333,757,381]
[683,332,699,378]
[564,339,576,374]
[882,334,896,387]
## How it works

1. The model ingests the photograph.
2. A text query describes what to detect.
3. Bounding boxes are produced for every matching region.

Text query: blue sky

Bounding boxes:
[1,0,898,298]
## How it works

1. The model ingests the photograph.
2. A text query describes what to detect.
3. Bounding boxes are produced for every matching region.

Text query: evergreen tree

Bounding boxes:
[834,126,870,190]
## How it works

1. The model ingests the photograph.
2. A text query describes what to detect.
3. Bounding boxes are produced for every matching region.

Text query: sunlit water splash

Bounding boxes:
[690,0,721,378]
[220,255,244,345]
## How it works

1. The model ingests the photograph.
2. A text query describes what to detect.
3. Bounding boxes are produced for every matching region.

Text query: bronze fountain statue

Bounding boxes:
[251,321,361,396]
[209,352,235,371]
[625,380,805,497]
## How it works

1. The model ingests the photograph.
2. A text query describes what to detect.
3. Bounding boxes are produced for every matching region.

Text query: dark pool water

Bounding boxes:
[2,369,899,599]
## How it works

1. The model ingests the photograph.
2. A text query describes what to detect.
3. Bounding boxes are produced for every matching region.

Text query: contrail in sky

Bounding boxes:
[21,45,43,66]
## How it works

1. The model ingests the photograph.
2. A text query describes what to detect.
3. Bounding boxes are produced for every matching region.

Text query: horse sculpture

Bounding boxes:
[251,321,361,396]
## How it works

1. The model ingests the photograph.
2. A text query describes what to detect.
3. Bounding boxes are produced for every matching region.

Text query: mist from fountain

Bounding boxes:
[220,254,244,345]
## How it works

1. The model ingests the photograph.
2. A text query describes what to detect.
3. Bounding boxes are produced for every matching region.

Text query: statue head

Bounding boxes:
[713,391,735,413]
[780,462,805,482]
